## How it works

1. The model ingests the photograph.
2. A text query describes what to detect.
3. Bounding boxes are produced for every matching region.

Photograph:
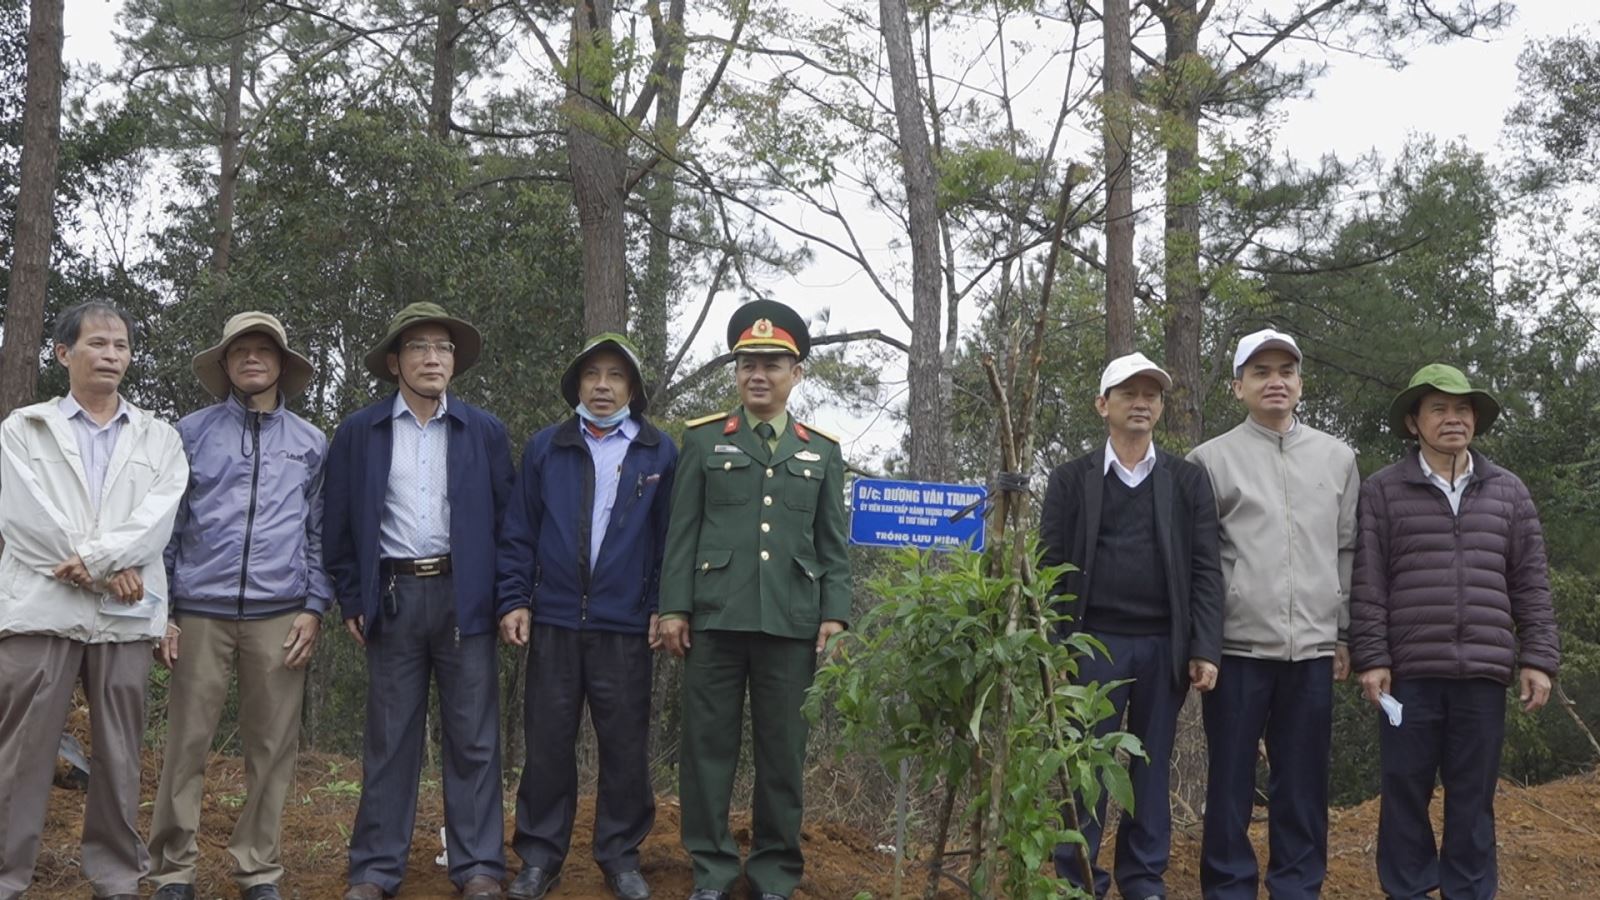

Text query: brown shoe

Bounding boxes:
[343,884,386,900]
[463,874,504,899]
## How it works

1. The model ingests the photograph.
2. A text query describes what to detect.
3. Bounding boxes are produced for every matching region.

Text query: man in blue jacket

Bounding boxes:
[148,312,331,900]
[498,333,677,900]
[324,303,514,900]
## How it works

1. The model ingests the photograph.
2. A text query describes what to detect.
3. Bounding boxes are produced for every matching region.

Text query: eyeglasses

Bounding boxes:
[401,339,457,357]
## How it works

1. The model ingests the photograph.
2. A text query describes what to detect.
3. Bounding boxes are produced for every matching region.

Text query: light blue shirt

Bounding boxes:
[380,392,451,558]
[583,414,639,571]
[58,393,130,514]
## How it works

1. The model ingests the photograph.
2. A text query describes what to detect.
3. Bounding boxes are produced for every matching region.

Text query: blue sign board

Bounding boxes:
[850,477,987,552]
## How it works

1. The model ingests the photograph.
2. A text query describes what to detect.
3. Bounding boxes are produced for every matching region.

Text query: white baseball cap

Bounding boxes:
[1099,351,1173,395]
[1232,328,1302,377]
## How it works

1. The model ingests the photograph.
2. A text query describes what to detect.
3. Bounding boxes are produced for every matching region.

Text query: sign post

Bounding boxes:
[849,477,987,552]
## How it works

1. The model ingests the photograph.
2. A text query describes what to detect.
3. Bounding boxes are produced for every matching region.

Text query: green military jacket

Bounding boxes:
[659,406,852,639]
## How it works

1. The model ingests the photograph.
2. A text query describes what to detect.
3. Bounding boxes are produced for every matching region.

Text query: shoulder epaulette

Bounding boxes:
[800,421,840,443]
[684,411,729,429]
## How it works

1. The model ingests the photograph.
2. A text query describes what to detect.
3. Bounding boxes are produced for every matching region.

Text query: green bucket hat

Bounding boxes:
[560,332,649,415]
[363,302,483,383]
[1387,363,1501,438]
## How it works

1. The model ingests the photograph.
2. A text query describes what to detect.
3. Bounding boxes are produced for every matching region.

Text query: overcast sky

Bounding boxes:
[56,2,1595,467]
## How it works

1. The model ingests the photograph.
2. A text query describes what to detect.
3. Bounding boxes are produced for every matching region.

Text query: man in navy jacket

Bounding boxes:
[323,303,514,900]
[497,333,677,900]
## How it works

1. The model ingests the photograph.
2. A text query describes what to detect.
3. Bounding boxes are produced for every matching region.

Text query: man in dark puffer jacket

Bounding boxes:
[1351,363,1560,900]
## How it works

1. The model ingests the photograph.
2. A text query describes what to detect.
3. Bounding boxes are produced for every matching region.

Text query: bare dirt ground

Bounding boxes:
[32,752,1600,898]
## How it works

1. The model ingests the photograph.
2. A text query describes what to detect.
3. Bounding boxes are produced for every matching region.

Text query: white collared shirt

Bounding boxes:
[1419,450,1474,515]
[1103,438,1158,488]
[380,392,451,558]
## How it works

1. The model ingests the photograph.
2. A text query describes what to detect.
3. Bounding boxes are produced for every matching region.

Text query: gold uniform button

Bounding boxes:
[761,522,771,533]
[804,468,812,478]
[701,562,710,571]
[763,495,773,506]
[723,461,732,471]
[760,550,770,561]
[766,468,774,478]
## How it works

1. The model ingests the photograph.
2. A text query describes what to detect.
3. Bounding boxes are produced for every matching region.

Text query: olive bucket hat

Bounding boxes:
[1387,363,1501,438]
[363,302,484,383]
[560,332,650,415]
[192,311,316,400]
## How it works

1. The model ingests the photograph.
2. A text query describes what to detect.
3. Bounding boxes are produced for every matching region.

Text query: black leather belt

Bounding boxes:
[382,555,452,578]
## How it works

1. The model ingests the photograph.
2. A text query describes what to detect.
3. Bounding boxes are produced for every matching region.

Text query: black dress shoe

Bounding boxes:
[605,869,651,900]
[243,885,283,900]
[152,886,197,900]
[507,866,561,900]
[686,891,729,900]
[757,894,788,900]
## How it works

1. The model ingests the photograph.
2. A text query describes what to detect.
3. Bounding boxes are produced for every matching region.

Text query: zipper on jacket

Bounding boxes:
[236,411,263,620]
[1423,462,1473,678]
[1449,478,1478,679]
[1277,432,1298,658]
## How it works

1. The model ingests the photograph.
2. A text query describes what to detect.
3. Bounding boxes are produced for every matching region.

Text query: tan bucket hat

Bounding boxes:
[363,302,484,383]
[192,311,316,400]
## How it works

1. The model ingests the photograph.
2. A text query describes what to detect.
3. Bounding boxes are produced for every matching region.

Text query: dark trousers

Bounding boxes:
[680,630,816,897]
[514,624,655,875]
[1377,677,1506,900]
[1053,632,1186,899]
[1200,655,1332,900]
[348,573,504,893]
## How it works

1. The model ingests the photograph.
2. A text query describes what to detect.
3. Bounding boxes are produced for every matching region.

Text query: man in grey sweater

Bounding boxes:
[1186,328,1360,900]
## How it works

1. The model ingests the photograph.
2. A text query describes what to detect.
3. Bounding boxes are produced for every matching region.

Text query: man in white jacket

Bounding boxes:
[0,301,187,900]
[1187,328,1359,900]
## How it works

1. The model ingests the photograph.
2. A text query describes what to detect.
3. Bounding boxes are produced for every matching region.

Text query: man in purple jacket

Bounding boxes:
[148,312,331,900]
[497,333,677,900]
[1351,363,1560,900]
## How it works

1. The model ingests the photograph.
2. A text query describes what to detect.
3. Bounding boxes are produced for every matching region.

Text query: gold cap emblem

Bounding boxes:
[751,318,774,338]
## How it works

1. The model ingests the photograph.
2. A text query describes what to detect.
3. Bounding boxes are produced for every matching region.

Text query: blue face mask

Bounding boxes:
[576,402,631,430]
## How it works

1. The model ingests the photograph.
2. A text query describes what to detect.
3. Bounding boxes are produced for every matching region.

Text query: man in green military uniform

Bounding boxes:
[657,300,852,900]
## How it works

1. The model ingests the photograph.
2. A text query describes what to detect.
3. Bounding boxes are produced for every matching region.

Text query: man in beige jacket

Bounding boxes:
[1186,328,1360,900]
[0,301,188,900]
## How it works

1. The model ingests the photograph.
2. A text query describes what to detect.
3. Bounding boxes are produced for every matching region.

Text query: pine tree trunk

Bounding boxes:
[1103,0,1136,360]
[429,0,460,141]
[568,0,629,336]
[1159,0,1205,446]
[637,0,685,383]
[880,0,948,481]
[210,0,247,274]
[0,0,65,419]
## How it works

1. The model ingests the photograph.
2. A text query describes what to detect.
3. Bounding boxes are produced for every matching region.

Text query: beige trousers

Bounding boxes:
[0,634,153,900]
[147,612,307,889]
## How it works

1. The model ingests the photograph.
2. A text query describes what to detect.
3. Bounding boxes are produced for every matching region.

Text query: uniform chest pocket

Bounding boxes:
[784,460,822,512]
[705,454,753,505]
